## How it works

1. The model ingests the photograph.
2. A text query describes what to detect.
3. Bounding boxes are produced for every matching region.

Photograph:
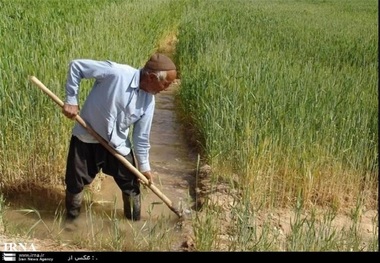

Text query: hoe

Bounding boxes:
[29,75,183,219]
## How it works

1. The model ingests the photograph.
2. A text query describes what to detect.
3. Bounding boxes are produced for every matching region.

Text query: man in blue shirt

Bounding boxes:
[62,53,177,221]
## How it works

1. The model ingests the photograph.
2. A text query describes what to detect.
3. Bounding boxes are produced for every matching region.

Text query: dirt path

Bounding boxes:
[88,81,197,249]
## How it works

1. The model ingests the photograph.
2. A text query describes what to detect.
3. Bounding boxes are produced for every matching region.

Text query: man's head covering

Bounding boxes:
[144,53,176,71]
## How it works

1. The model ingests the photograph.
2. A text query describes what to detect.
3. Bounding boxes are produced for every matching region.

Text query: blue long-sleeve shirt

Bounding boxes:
[65,59,154,172]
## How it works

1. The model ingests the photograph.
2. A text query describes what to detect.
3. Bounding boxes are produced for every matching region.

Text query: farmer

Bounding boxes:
[62,53,177,221]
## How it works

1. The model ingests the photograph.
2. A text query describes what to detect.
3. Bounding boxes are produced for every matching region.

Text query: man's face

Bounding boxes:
[143,70,177,94]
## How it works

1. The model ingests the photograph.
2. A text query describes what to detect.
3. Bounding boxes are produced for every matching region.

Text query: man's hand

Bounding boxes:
[62,103,79,119]
[141,171,153,185]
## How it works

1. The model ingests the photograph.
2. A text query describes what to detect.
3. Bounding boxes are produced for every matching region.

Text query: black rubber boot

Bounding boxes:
[122,193,141,221]
[65,190,83,221]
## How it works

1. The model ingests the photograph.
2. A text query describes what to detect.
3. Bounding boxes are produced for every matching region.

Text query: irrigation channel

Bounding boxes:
[3,82,197,251]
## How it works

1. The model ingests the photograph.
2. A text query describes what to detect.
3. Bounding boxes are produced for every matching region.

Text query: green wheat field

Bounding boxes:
[0,0,378,251]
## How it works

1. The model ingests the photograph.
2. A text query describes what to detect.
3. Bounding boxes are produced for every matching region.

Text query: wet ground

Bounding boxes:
[2,82,197,251]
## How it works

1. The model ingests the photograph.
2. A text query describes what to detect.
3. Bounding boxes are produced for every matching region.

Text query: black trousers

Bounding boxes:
[65,135,140,197]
